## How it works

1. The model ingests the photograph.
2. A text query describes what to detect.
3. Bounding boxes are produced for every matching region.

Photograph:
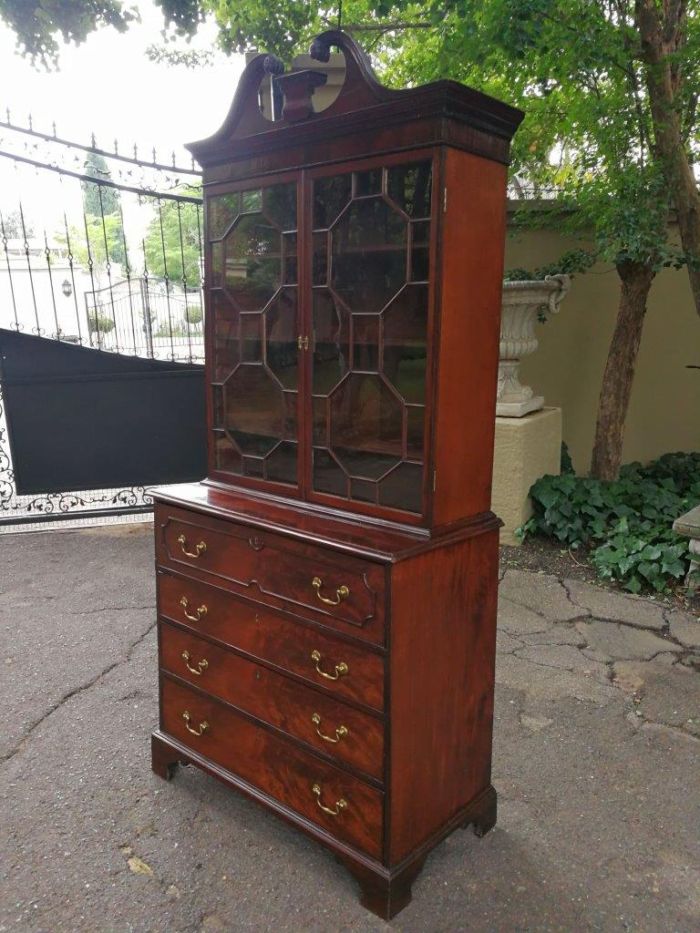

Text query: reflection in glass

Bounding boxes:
[224,214,280,311]
[378,462,423,512]
[264,183,296,230]
[329,373,403,469]
[223,365,285,456]
[353,168,382,197]
[209,193,239,239]
[266,441,297,485]
[386,161,432,218]
[332,198,406,313]
[266,289,298,389]
[313,449,348,497]
[312,290,348,394]
[314,174,351,229]
[212,292,240,381]
[383,284,428,403]
[352,315,379,371]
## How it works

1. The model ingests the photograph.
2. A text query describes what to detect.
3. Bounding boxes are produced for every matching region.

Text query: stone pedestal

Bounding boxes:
[492,407,562,545]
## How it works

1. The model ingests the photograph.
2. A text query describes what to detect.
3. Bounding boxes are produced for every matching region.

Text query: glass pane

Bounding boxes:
[241,189,262,212]
[223,364,285,456]
[265,288,298,389]
[378,463,423,512]
[352,315,379,371]
[354,168,382,197]
[212,292,239,381]
[240,314,262,362]
[209,181,298,488]
[211,241,224,287]
[313,448,348,497]
[263,183,296,230]
[209,193,239,239]
[312,232,328,286]
[312,290,349,394]
[382,284,428,403]
[329,373,402,466]
[311,163,432,513]
[351,478,377,503]
[386,161,432,218]
[213,431,242,474]
[410,221,430,282]
[331,198,406,313]
[406,406,425,459]
[314,174,351,229]
[282,232,297,284]
[266,441,297,485]
[224,214,280,311]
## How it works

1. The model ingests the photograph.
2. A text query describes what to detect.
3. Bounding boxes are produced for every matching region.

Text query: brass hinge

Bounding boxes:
[297,335,309,351]
[443,187,447,213]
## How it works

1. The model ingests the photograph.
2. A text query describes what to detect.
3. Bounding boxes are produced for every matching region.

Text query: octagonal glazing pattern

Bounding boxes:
[311,160,432,513]
[209,181,298,485]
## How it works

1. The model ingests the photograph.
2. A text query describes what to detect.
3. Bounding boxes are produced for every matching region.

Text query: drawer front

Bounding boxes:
[160,622,384,781]
[157,570,385,712]
[155,504,385,644]
[161,677,383,858]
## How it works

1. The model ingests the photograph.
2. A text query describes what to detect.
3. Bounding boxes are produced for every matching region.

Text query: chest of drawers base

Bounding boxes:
[151,489,500,920]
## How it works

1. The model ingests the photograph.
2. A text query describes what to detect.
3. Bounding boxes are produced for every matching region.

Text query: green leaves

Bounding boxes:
[520,452,700,593]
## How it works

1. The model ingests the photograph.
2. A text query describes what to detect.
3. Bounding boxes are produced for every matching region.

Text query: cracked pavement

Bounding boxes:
[1,525,699,932]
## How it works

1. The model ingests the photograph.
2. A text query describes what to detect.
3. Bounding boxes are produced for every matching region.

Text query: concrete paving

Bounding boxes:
[1,524,698,932]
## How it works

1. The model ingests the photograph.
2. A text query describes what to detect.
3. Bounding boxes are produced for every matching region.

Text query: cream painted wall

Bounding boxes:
[505,222,700,474]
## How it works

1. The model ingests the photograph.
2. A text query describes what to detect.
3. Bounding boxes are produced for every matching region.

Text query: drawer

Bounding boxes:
[160,622,384,781]
[155,504,385,645]
[161,677,383,859]
[157,570,385,712]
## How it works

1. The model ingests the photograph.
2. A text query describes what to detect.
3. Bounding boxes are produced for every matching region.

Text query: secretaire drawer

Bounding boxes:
[155,504,385,644]
[157,570,385,713]
[160,622,384,781]
[161,677,384,859]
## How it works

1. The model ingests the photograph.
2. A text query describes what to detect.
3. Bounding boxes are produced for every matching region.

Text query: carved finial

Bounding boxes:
[310,36,331,63]
[263,54,285,76]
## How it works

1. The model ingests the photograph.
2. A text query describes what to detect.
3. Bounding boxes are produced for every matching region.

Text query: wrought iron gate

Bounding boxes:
[0,110,206,530]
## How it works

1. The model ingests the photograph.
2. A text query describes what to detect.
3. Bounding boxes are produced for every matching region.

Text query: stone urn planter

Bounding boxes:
[497,274,571,417]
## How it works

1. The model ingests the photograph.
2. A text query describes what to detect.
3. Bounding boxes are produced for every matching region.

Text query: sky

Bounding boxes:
[0,1,245,237]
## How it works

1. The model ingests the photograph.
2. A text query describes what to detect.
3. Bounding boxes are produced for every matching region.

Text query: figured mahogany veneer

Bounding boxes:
[157,505,385,643]
[159,622,384,781]
[151,28,521,921]
[160,677,384,857]
[157,570,385,711]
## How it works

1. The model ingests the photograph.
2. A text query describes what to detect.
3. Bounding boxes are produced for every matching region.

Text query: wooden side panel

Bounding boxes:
[432,148,508,526]
[388,529,498,863]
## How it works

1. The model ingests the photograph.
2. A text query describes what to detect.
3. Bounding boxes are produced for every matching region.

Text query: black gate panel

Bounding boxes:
[0,329,206,495]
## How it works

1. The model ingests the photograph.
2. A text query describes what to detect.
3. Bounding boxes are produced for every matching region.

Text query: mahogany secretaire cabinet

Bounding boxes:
[151,31,523,919]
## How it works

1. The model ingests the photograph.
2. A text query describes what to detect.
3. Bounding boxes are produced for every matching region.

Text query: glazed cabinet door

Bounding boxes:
[206,179,301,490]
[308,155,435,520]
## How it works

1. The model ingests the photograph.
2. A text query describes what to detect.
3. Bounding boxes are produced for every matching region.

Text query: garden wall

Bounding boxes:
[505,215,700,474]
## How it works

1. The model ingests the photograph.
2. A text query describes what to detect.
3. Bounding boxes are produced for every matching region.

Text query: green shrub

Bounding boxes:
[519,452,700,593]
[184,304,203,326]
[88,313,115,334]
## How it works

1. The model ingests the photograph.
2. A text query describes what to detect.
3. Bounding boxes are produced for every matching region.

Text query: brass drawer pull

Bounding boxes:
[182,710,209,736]
[180,596,207,623]
[182,650,209,676]
[311,712,348,744]
[312,576,349,607]
[312,782,347,817]
[311,649,349,681]
[177,533,207,558]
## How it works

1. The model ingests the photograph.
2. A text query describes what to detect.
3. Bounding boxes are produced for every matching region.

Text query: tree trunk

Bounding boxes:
[590,261,656,480]
[635,0,700,318]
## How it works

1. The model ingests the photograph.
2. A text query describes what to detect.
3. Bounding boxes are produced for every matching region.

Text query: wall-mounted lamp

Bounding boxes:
[61,279,72,298]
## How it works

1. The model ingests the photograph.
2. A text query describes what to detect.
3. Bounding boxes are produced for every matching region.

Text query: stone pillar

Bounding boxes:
[492,407,562,545]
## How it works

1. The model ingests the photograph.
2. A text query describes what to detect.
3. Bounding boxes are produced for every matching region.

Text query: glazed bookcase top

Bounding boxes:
[191,31,520,530]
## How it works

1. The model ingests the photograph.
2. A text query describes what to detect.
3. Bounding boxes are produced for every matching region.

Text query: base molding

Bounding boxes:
[151,730,496,920]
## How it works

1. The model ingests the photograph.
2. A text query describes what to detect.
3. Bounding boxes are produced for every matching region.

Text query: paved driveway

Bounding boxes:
[1,524,698,932]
